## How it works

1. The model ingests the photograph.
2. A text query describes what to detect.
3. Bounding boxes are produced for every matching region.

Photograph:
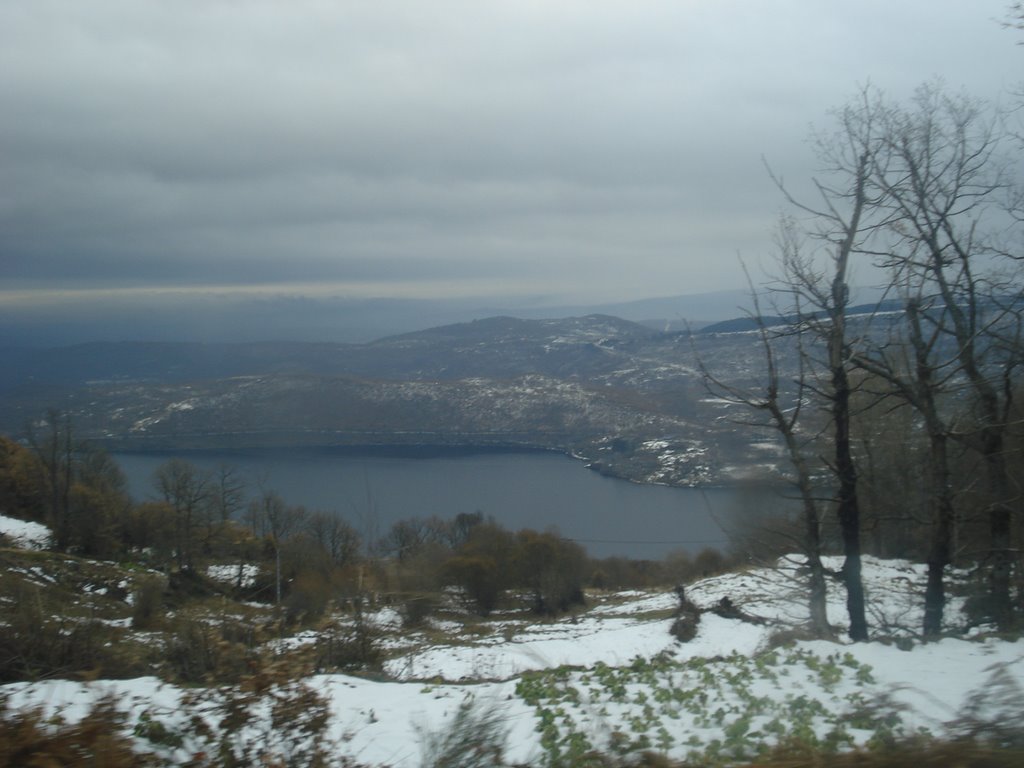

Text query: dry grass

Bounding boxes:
[0,695,160,767]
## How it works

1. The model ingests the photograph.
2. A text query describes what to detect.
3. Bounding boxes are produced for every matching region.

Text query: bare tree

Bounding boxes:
[193,463,247,558]
[1003,3,1024,34]
[765,91,895,641]
[251,488,305,604]
[382,517,433,563]
[306,510,362,568]
[211,464,246,526]
[862,84,1023,629]
[26,409,77,549]
[154,458,210,571]
[852,292,961,636]
[698,265,832,638]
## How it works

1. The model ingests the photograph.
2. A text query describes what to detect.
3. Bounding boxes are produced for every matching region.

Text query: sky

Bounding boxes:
[1,1,1022,342]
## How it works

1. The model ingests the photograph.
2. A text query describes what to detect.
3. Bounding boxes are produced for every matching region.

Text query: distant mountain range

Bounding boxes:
[0,314,659,392]
[0,290,766,347]
[695,299,906,334]
[1,289,1003,489]
[0,312,793,487]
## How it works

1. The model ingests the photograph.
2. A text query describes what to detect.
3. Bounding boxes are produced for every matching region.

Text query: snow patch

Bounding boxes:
[206,563,260,587]
[0,513,52,549]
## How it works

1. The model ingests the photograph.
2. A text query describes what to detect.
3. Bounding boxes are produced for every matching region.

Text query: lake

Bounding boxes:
[112,447,739,559]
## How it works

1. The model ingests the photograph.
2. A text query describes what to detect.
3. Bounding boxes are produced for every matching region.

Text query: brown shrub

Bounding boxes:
[131,577,166,630]
[693,547,729,578]
[163,618,252,685]
[284,570,332,625]
[511,530,586,615]
[400,594,437,627]
[442,554,503,616]
[0,583,150,682]
[176,664,336,767]
[669,586,702,643]
[0,695,158,767]
[312,612,382,673]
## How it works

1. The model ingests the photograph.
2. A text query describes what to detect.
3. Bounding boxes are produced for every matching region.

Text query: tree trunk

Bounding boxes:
[827,149,869,643]
[923,433,954,637]
[275,543,282,605]
[983,438,1014,630]
[789,436,831,637]
[807,552,831,637]
[833,364,869,641]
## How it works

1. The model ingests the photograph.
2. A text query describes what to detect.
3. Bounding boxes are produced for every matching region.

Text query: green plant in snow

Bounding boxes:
[655,725,675,752]
[515,647,913,766]
[132,711,184,750]
[817,658,843,690]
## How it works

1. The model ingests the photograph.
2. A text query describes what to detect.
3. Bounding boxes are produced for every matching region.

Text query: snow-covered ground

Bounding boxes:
[0,512,52,549]
[206,563,260,587]
[2,556,1021,766]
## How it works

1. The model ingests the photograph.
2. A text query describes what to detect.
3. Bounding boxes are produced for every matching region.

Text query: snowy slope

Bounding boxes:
[1,557,1021,766]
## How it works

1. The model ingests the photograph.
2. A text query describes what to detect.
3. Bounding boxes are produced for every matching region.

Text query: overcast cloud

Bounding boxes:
[1,0,1021,323]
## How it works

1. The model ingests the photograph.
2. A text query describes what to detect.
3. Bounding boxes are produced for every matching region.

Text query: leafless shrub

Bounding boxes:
[417,695,509,768]
[312,613,382,673]
[0,582,148,682]
[401,594,437,628]
[163,618,252,684]
[948,659,1024,749]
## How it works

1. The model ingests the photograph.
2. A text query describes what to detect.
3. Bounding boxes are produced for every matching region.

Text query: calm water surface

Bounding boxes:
[112,448,737,559]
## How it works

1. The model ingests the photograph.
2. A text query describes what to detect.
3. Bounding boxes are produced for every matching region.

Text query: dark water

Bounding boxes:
[112,448,737,559]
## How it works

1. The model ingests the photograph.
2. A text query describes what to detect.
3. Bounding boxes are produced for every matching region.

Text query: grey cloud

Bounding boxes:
[1,0,1020,311]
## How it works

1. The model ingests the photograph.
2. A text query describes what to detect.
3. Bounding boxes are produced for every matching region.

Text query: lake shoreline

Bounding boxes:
[110,448,741,559]
[106,442,562,461]
[96,435,723,489]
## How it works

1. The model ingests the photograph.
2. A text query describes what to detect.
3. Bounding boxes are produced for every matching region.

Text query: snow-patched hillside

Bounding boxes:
[2,556,1021,766]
